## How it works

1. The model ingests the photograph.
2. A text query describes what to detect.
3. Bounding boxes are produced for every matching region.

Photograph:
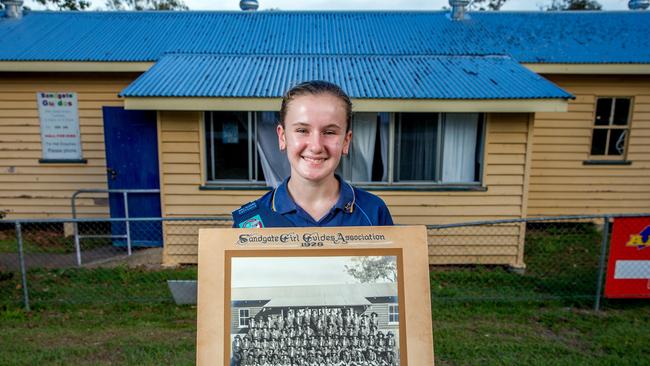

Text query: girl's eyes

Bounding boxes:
[294,129,338,135]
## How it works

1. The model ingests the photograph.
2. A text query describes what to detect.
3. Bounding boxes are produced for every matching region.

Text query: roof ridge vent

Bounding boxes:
[240,0,259,11]
[449,0,470,21]
[629,0,650,10]
[2,0,24,19]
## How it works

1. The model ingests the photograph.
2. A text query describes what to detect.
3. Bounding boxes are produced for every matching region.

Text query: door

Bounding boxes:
[103,107,162,247]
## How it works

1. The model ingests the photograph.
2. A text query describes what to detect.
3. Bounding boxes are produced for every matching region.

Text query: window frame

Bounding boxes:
[387,303,399,325]
[588,97,633,161]
[204,111,267,186]
[201,111,487,190]
[238,308,250,329]
[346,112,486,188]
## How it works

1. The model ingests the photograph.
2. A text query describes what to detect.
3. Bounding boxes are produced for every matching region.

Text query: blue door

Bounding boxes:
[102,107,162,247]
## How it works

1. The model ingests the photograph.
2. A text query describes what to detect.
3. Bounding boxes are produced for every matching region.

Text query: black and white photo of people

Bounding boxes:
[230,307,398,366]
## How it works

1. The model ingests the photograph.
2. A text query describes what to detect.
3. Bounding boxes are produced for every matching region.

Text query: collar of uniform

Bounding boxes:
[272,177,297,214]
[272,175,355,214]
[334,175,355,214]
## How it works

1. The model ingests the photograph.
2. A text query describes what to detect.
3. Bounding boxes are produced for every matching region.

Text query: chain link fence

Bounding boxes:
[1,214,648,311]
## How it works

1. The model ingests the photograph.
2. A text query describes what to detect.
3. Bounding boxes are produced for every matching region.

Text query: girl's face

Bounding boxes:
[277,93,352,184]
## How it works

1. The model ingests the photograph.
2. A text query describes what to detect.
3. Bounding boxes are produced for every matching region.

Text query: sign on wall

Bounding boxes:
[37,92,82,161]
[196,226,435,366]
[605,217,650,298]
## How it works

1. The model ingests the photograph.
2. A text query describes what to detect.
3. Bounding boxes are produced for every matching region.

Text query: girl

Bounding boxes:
[233,80,393,228]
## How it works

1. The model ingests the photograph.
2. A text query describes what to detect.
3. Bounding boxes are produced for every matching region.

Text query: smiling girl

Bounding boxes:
[232,81,393,228]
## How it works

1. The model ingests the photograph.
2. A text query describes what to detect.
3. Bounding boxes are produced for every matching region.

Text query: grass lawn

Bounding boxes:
[0,225,113,254]
[1,222,648,365]
[1,266,649,365]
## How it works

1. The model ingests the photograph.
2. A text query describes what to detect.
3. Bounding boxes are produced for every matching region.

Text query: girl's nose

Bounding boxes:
[308,133,324,152]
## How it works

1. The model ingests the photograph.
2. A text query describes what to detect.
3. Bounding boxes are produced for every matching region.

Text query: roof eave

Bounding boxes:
[2,61,649,76]
[0,61,154,72]
[523,63,650,74]
[123,97,569,113]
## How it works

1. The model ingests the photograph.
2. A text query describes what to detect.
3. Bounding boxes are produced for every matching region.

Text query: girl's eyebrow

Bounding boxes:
[290,122,342,130]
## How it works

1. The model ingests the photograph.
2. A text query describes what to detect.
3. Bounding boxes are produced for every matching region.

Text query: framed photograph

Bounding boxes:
[197,226,433,366]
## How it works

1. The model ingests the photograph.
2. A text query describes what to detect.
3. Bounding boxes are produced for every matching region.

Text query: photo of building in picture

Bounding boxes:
[229,255,400,366]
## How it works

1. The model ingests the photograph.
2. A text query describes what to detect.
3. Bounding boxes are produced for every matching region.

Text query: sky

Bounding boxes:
[231,256,395,288]
[23,0,635,11]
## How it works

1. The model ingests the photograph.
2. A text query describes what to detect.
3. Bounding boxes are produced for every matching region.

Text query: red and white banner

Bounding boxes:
[604,217,650,299]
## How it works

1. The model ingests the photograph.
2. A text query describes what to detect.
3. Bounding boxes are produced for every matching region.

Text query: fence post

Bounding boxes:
[123,191,132,256]
[594,215,610,311]
[73,221,82,267]
[15,222,31,311]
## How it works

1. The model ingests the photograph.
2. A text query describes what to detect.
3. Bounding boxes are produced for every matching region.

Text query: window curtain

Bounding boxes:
[256,112,290,188]
[442,113,479,183]
[349,113,377,182]
[379,113,389,182]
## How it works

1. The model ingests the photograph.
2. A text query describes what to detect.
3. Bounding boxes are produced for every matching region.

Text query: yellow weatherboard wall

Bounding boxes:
[529,75,650,216]
[158,111,534,267]
[0,73,138,219]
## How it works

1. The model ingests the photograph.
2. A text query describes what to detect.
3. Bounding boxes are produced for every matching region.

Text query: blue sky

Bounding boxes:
[25,0,633,11]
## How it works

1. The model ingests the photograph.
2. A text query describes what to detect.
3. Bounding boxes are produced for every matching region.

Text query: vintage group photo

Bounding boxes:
[228,255,401,366]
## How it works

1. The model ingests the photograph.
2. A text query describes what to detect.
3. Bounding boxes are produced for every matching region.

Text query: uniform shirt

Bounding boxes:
[232,176,393,227]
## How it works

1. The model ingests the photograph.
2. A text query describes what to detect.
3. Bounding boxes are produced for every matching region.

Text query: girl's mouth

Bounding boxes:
[302,156,327,164]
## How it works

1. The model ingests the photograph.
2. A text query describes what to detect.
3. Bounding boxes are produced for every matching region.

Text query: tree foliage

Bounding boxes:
[105,0,188,10]
[35,0,91,11]
[345,256,397,284]
[469,0,508,11]
[543,0,603,10]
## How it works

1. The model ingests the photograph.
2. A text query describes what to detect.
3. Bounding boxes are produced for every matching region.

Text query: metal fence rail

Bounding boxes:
[1,213,648,312]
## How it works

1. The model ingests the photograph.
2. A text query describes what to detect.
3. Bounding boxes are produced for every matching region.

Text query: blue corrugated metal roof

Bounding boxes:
[0,11,649,63]
[120,54,572,99]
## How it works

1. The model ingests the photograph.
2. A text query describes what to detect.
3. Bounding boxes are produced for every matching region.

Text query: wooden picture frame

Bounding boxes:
[197,226,434,365]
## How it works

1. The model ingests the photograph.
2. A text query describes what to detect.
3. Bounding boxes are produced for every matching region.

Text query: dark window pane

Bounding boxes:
[590,129,608,155]
[608,129,627,156]
[613,99,631,126]
[395,113,438,181]
[371,117,385,182]
[208,111,249,180]
[594,98,612,126]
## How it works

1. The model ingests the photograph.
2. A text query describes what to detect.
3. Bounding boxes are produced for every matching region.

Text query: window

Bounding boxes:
[204,111,484,188]
[388,304,399,324]
[238,308,250,328]
[590,98,632,158]
[339,112,484,185]
[205,111,291,185]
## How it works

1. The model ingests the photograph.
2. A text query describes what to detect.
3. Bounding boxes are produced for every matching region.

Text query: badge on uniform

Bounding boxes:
[239,214,265,228]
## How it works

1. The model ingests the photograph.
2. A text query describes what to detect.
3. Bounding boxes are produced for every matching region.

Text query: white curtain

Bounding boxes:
[256,112,290,188]
[350,113,377,182]
[442,113,479,183]
[379,113,389,182]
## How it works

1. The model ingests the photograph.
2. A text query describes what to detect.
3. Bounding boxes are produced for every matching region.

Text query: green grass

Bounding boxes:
[1,223,649,365]
[0,303,196,366]
[432,301,650,366]
[0,228,115,254]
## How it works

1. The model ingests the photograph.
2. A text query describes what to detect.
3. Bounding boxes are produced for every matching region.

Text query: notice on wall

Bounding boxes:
[37,92,82,160]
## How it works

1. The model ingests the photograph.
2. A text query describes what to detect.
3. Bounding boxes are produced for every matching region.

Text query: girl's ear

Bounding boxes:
[342,130,352,155]
[277,124,286,151]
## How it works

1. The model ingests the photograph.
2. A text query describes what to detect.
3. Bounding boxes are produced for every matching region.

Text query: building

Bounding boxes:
[1,6,649,267]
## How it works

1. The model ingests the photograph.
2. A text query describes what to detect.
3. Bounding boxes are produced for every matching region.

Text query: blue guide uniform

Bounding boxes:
[232,176,393,228]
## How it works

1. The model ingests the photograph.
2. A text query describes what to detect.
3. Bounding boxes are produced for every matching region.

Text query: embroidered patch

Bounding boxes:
[239,214,264,228]
[237,202,257,216]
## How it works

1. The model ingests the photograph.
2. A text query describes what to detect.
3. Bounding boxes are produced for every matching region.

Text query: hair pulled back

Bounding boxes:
[279,80,352,132]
